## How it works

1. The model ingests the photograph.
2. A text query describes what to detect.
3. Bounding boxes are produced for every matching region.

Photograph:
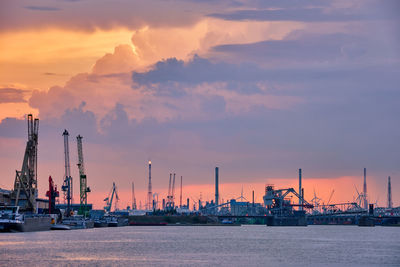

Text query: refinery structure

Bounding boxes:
[0,114,399,232]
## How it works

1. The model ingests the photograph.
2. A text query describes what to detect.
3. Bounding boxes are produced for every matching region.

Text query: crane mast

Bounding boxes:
[61,129,73,215]
[77,135,90,215]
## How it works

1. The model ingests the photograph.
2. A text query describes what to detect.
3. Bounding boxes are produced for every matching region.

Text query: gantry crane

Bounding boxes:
[12,114,39,212]
[104,182,119,213]
[77,135,90,215]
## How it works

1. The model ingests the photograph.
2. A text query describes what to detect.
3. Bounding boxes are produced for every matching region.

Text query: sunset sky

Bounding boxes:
[0,0,399,209]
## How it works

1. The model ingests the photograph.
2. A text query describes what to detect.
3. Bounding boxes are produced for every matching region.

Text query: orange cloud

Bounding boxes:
[0,28,134,91]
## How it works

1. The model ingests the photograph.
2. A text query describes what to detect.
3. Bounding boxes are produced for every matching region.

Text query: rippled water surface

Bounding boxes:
[0,225,399,266]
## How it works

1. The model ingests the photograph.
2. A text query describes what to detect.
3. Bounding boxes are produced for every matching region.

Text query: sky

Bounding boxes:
[0,0,399,210]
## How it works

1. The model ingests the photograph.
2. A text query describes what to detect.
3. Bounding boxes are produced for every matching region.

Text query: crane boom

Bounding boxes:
[327,189,335,205]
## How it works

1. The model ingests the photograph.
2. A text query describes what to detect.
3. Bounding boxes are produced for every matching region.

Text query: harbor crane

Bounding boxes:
[77,135,90,215]
[61,129,73,215]
[172,173,176,207]
[46,176,59,214]
[12,114,39,212]
[166,173,172,210]
[166,173,176,210]
[104,182,119,213]
[132,181,137,210]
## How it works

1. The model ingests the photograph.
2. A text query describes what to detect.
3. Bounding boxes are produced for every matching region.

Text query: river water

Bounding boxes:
[0,225,399,266]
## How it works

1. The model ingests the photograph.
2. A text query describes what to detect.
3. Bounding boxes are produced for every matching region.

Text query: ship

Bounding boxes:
[0,206,53,232]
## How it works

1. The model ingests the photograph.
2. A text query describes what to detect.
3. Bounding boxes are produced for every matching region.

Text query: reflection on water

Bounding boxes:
[0,226,399,266]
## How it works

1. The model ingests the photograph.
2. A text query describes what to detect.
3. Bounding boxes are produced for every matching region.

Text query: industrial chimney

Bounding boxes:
[147,160,152,210]
[388,176,392,209]
[215,167,219,206]
[299,168,302,211]
[363,168,368,210]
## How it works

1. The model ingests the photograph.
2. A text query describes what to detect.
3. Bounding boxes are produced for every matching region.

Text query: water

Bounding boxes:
[0,225,399,266]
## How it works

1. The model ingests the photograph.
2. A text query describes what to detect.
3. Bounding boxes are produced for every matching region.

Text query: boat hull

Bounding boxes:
[0,216,52,232]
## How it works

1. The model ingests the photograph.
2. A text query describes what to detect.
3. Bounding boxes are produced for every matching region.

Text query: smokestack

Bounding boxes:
[252,190,254,206]
[215,167,219,206]
[147,160,152,210]
[180,176,183,208]
[388,176,392,209]
[187,198,189,209]
[299,168,302,210]
[172,173,176,208]
[363,168,368,210]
